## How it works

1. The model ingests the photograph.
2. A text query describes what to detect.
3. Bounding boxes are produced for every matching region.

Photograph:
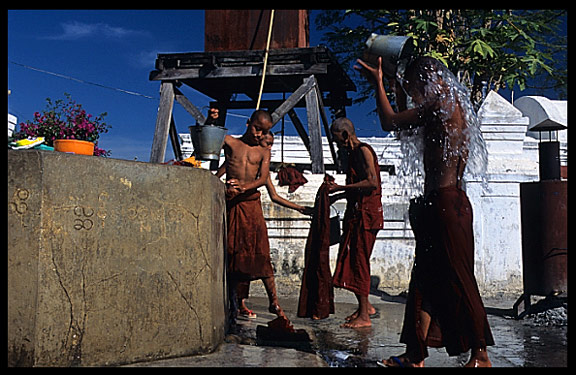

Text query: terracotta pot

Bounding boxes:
[53,139,95,155]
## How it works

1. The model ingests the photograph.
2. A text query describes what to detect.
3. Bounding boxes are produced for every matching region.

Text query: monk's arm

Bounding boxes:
[339,147,380,192]
[215,160,226,178]
[372,71,422,132]
[265,176,310,213]
[355,57,422,132]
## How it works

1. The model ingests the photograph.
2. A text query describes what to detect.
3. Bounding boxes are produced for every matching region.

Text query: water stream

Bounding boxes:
[389,58,489,199]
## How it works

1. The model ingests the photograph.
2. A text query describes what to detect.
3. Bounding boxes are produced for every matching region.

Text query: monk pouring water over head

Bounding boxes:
[355,55,494,367]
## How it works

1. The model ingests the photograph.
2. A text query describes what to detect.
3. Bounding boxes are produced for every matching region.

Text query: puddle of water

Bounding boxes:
[235,296,567,367]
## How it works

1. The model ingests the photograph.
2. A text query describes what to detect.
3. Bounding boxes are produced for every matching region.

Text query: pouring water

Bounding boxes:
[364,36,490,198]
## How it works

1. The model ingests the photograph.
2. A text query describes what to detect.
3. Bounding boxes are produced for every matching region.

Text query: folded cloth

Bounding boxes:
[277,166,308,193]
[297,174,335,319]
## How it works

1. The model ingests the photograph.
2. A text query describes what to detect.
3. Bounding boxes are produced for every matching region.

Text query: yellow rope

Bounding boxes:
[256,9,275,110]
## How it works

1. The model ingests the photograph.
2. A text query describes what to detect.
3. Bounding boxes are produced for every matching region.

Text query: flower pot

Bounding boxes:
[54,139,95,155]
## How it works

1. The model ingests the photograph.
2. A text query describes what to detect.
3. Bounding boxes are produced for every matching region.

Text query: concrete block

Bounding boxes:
[8,150,227,367]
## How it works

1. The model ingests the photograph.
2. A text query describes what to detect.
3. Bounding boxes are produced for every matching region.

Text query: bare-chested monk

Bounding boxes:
[216,131,312,320]
[355,56,494,367]
[210,108,285,324]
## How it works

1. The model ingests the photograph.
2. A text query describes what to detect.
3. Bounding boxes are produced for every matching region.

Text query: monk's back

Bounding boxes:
[423,101,469,192]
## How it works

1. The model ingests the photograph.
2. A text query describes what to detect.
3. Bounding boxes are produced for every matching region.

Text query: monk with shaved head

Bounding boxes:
[328,117,384,328]
[209,108,286,325]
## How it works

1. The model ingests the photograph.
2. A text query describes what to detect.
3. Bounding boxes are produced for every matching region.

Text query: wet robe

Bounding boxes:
[297,176,335,319]
[401,186,495,361]
[226,189,274,281]
[332,143,384,297]
[277,165,308,193]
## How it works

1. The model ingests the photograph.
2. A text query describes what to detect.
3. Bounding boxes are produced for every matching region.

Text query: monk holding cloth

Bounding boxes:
[328,117,384,328]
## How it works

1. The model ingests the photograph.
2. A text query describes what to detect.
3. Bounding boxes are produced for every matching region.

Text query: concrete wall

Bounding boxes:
[467,91,536,296]
[8,150,227,367]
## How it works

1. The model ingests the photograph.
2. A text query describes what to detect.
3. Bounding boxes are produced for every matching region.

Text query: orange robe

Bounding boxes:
[277,165,308,193]
[332,143,384,297]
[226,189,274,281]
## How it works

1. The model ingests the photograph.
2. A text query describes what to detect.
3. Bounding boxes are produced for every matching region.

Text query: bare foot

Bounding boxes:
[464,358,492,367]
[345,304,376,321]
[381,354,424,368]
[340,315,371,328]
[464,348,492,367]
[269,302,286,318]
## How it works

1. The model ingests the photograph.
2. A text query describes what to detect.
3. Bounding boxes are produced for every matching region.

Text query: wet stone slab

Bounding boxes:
[127,294,567,367]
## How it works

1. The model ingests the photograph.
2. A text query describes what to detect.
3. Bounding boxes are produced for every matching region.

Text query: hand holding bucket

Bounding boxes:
[362,34,414,78]
[189,107,227,161]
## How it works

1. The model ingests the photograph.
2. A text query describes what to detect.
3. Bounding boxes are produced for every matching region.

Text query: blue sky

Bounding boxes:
[7,9,564,162]
[8,9,387,162]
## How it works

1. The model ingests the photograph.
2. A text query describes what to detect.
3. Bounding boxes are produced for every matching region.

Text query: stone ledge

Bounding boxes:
[8,150,227,366]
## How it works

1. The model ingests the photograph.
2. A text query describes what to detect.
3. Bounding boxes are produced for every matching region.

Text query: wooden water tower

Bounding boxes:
[205,10,309,51]
[149,10,356,173]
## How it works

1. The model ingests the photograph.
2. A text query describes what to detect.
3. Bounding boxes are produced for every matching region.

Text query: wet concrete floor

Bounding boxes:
[126,293,567,367]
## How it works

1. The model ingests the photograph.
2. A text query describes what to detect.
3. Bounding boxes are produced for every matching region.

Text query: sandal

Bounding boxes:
[379,354,422,368]
[238,309,257,320]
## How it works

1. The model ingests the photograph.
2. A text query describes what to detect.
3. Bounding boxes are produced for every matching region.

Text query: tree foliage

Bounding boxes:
[315,9,567,107]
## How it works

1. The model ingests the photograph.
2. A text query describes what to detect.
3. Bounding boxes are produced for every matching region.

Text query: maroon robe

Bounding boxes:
[277,165,308,193]
[226,189,274,281]
[332,143,384,297]
[297,175,335,319]
[401,186,495,361]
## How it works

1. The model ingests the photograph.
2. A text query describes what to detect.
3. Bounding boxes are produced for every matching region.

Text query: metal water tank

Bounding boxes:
[520,180,567,296]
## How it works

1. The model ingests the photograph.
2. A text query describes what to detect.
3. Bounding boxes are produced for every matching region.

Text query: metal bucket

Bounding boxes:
[363,33,414,78]
[189,124,227,161]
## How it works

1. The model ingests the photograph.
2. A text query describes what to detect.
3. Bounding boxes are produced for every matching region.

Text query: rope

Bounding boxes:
[9,60,157,100]
[255,9,275,110]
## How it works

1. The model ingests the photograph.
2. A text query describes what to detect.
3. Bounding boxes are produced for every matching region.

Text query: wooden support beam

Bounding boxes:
[150,81,175,163]
[305,79,324,174]
[169,116,183,161]
[270,75,316,125]
[149,63,328,82]
[315,84,340,171]
[174,87,206,124]
[204,97,349,110]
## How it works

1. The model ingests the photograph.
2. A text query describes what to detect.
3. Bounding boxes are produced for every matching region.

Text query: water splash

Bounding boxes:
[392,58,490,199]
[395,127,425,199]
[462,95,490,193]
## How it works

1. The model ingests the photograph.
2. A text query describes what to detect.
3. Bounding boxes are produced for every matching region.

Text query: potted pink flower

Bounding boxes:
[16,93,111,156]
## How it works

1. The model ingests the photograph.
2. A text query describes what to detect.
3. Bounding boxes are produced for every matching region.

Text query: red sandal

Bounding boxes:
[238,309,257,320]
